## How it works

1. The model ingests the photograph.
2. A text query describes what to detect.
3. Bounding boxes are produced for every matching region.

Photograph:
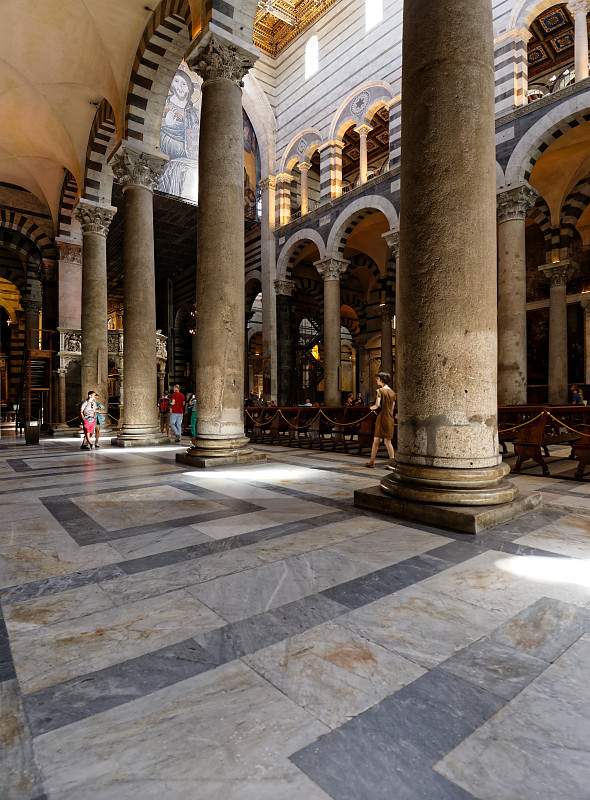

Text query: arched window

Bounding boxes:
[305,35,319,80]
[365,0,383,31]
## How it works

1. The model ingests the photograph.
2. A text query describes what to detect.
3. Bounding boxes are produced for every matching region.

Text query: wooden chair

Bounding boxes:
[513,414,550,475]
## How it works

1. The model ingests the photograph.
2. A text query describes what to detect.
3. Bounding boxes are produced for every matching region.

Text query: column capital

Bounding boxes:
[568,0,589,15]
[318,139,345,152]
[538,260,577,287]
[274,278,296,297]
[382,229,400,257]
[354,123,373,137]
[74,199,117,237]
[275,172,294,184]
[56,237,82,265]
[260,175,277,192]
[298,161,312,173]
[315,257,349,281]
[580,294,590,314]
[111,145,166,192]
[497,185,537,223]
[188,31,257,87]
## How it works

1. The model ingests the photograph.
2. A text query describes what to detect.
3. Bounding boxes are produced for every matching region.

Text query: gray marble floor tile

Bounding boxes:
[339,584,507,668]
[441,637,547,700]
[10,588,224,694]
[110,525,211,560]
[435,635,590,799]
[245,620,425,728]
[0,679,44,800]
[4,583,114,633]
[33,661,329,800]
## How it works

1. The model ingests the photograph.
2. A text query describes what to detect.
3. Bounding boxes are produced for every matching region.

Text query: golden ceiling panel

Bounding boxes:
[254,0,337,56]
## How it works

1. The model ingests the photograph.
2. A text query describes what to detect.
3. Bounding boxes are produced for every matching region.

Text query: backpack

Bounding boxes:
[159,397,170,413]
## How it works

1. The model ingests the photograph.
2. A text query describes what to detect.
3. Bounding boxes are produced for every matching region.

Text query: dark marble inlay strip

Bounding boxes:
[0,604,16,682]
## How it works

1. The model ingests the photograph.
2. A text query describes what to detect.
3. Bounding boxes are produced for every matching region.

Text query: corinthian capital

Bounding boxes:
[568,0,589,16]
[74,199,117,237]
[190,33,256,87]
[315,257,349,281]
[539,260,577,287]
[56,237,82,265]
[111,146,166,192]
[382,229,400,258]
[497,185,537,224]
[274,279,296,297]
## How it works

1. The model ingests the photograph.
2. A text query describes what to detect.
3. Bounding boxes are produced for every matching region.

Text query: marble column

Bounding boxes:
[539,262,575,404]
[355,124,372,185]
[178,32,264,468]
[380,302,394,377]
[57,368,67,426]
[379,0,520,512]
[111,145,165,446]
[275,279,296,405]
[315,258,348,406]
[157,369,165,400]
[497,185,536,406]
[276,173,292,226]
[569,1,589,82]
[299,162,311,215]
[260,176,278,402]
[581,295,590,383]
[74,200,116,411]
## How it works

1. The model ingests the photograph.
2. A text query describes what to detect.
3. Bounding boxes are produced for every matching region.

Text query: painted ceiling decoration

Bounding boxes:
[254,0,336,56]
[528,3,582,79]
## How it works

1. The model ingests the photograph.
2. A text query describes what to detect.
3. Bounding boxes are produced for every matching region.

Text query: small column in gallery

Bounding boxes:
[568,0,590,82]
[315,258,349,406]
[274,278,296,405]
[539,261,575,404]
[354,124,372,185]
[299,162,312,215]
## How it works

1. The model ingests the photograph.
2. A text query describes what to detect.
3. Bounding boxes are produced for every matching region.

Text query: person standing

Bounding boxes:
[94,395,106,449]
[186,392,198,438]
[158,391,170,436]
[169,384,185,443]
[80,390,98,450]
[366,372,396,468]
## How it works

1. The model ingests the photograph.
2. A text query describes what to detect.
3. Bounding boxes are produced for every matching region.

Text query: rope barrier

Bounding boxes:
[499,409,590,439]
[245,407,377,433]
[545,411,590,439]
[498,411,547,435]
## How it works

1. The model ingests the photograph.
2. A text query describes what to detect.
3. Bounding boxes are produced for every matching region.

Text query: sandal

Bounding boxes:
[365,462,375,468]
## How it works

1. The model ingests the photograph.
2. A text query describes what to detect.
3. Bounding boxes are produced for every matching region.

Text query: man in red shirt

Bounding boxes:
[169,384,185,443]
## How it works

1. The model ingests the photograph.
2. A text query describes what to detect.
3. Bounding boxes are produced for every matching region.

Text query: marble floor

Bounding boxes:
[1,435,590,800]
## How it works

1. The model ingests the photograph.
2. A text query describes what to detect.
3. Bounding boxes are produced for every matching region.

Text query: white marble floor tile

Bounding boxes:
[515,514,590,558]
[4,583,115,632]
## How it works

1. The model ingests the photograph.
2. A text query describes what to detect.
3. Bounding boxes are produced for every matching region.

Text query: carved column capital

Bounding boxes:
[568,0,590,16]
[497,185,537,223]
[260,175,277,192]
[315,257,349,281]
[382,229,400,258]
[56,238,82,265]
[298,162,312,173]
[189,33,256,87]
[274,279,296,297]
[111,146,166,192]
[354,123,373,138]
[74,199,117,237]
[538,260,577,287]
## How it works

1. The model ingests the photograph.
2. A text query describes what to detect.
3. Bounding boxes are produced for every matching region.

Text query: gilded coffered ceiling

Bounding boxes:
[254,0,337,56]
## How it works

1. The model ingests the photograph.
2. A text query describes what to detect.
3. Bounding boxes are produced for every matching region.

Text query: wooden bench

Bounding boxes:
[512,412,579,475]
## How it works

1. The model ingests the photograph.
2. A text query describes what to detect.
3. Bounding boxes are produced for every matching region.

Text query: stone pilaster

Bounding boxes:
[539,261,576,404]
[493,28,532,113]
[56,237,82,330]
[568,0,590,81]
[275,172,292,226]
[319,140,344,203]
[361,0,541,531]
[275,279,296,405]
[315,258,349,406]
[497,185,537,406]
[178,32,264,468]
[110,144,166,446]
[74,199,116,416]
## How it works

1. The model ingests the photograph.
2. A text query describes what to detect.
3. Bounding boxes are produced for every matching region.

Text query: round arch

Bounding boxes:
[503,91,590,189]
[326,195,399,259]
[329,81,396,140]
[509,0,558,30]
[276,229,327,281]
[280,128,323,173]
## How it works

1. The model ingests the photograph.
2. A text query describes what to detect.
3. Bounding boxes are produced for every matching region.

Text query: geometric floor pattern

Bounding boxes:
[1,436,590,799]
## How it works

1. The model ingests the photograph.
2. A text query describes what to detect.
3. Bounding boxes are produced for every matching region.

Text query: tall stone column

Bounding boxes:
[497,185,536,406]
[57,368,67,426]
[539,262,575,404]
[111,145,165,446]
[355,124,372,185]
[361,0,540,531]
[276,173,292,226]
[315,258,348,406]
[380,302,394,377]
[569,1,589,82]
[275,279,296,405]
[383,229,400,388]
[299,162,311,215]
[74,200,116,410]
[260,176,278,402]
[581,295,590,383]
[178,32,264,468]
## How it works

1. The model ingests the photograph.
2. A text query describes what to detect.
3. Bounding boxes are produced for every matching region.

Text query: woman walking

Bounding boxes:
[366,372,396,468]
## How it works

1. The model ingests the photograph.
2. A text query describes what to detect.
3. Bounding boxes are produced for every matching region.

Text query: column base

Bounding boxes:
[354,485,542,535]
[175,435,266,469]
[111,425,167,448]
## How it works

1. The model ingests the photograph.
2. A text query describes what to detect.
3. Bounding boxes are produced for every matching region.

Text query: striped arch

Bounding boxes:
[84,100,117,204]
[504,91,590,188]
[125,0,192,149]
[327,196,399,259]
[294,276,323,312]
[560,178,590,250]
[0,210,56,266]
[276,229,327,281]
[57,171,79,238]
[347,253,382,292]
[528,197,553,251]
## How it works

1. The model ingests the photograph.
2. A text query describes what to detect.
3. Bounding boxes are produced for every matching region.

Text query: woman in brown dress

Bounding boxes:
[366,372,396,468]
